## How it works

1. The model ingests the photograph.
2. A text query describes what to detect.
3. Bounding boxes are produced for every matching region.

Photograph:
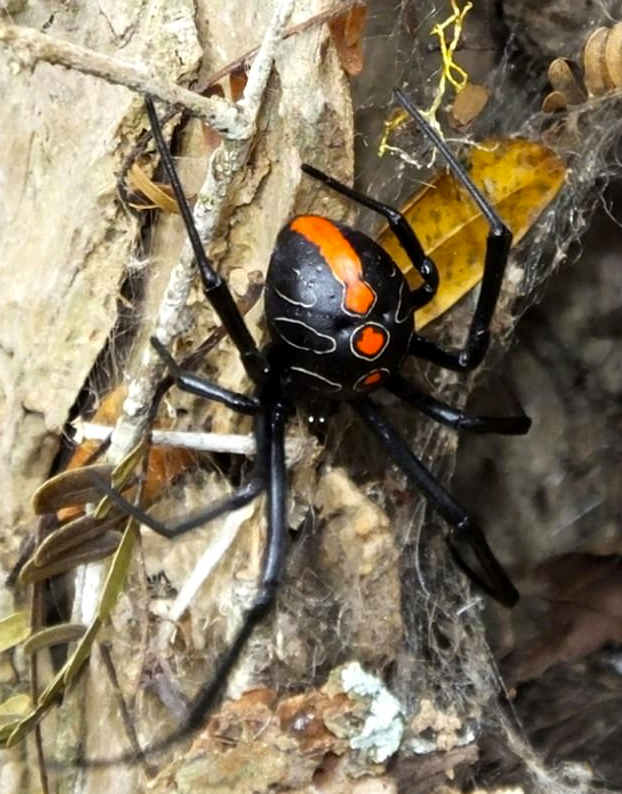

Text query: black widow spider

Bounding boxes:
[92,88,530,760]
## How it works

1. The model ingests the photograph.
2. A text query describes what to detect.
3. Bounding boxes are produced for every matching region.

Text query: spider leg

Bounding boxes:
[394,88,513,372]
[88,412,271,539]
[90,472,264,539]
[385,374,531,435]
[301,164,439,310]
[151,337,260,415]
[353,397,519,607]
[141,400,289,751]
[145,97,269,385]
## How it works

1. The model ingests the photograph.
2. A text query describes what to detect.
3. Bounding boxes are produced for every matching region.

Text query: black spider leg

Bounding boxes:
[77,98,290,763]
[144,96,269,385]
[150,337,260,415]
[88,343,265,537]
[301,164,439,310]
[394,88,513,371]
[171,402,288,742]
[90,444,264,541]
[385,374,531,435]
[353,398,519,607]
[80,405,289,765]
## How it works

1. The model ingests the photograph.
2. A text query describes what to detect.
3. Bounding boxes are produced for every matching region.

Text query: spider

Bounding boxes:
[92,88,530,759]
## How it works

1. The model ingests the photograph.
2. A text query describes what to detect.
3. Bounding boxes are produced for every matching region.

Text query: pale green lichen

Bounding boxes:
[329,661,405,764]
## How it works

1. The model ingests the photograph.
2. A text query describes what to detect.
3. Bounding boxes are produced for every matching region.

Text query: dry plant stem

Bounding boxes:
[82,425,306,461]
[0,24,244,135]
[104,0,296,463]
[203,2,361,89]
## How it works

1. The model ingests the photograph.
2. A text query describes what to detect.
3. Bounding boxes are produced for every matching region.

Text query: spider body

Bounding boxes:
[88,90,533,762]
[265,215,414,403]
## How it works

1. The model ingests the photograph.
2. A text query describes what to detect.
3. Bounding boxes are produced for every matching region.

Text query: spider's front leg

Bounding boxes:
[144,97,269,386]
[394,88,513,372]
[82,401,290,763]
[88,340,266,539]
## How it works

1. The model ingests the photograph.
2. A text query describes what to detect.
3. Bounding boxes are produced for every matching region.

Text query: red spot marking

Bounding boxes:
[354,369,388,392]
[362,371,383,386]
[291,216,375,315]
[354,325,388,358]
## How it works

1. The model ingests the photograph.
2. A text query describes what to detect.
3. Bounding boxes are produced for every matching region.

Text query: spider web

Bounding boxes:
[326,1,622,792]
[347,3,622,794]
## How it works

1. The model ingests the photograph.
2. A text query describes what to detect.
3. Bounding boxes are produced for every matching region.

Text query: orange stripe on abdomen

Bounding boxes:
[291,216,376,315]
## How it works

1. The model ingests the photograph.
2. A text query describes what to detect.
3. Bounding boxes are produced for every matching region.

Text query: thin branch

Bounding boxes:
[200,3,363,90]
[0,24,246,136]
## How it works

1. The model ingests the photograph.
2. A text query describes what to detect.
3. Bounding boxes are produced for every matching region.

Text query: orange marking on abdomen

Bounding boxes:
[291,216,375,315]
[362,371,383,387]
[353,324,388,358]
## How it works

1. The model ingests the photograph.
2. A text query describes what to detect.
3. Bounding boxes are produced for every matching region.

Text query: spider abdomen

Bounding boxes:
[265,215,414,400]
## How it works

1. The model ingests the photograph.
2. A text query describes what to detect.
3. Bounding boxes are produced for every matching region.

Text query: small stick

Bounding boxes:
[0,24,245,135]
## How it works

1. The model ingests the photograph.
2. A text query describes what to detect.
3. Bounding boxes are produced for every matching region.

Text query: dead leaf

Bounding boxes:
[377,138,566,329]
[449,83,490,129]
[328,4,367,76]
[127,162,180,214]
[503,554,622,686]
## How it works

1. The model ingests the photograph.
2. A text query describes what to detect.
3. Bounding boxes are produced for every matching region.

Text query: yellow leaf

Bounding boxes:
[22,624,86,655]
[0,694,31,722]
[377,138,567,328]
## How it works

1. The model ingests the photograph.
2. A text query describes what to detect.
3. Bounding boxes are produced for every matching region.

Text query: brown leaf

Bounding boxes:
[328,4,367,76]
[584,26,614,96]
[449,83,490,129]
[227,64,248,101]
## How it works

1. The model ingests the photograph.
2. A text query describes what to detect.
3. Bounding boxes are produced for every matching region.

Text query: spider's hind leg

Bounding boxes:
[353,397,519,607]
[145,97,268,385]
[385,374,531,435]
[301,164,439,309]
